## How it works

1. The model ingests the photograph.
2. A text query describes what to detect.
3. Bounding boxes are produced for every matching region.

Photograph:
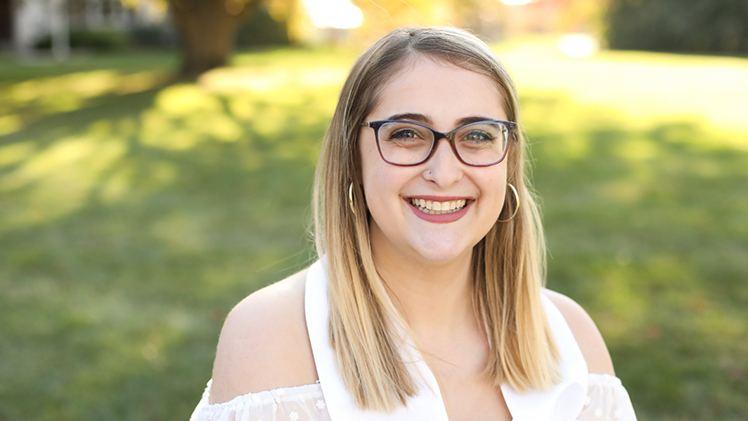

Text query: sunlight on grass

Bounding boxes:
[0,49,346,231]
[616,137,659,161]
[140,93,245,149]
[0,140,35,165]
[6,70,164,107]
[0,114,22,135]
[227,95,257,121]
[157,84,223,115]
[0,134,126,227]
[0,69,168,135]
[200,66,349,94]
[498,37,748,144]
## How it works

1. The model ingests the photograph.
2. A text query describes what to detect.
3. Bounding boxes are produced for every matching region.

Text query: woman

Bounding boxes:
[191,27,637,421]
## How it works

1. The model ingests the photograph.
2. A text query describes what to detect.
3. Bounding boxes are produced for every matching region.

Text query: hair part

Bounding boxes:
[313,26,560,412]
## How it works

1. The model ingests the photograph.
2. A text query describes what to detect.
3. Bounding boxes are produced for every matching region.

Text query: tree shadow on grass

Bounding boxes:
[0,78,333,420]
[522,94,748,420]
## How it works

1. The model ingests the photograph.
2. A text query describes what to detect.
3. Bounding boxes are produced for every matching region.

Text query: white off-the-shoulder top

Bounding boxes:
[191,261,637,421]
[191,374,636,421]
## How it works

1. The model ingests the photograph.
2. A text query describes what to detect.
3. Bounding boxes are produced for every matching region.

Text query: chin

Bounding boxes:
[410,242,474,265]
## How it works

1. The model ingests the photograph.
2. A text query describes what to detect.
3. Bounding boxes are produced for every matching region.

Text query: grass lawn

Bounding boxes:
[0,42,746,420]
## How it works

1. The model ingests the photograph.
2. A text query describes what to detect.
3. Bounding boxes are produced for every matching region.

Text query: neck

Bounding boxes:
[371,235,477,340]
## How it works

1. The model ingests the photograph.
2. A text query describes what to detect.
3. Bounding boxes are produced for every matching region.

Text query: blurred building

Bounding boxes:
[473,0,602,42]
[3,0,168,57]
[500,0,566,34]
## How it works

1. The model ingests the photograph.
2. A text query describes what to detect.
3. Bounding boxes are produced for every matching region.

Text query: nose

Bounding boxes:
[423,138,463,186]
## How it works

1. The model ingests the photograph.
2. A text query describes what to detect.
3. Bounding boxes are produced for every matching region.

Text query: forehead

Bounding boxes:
[369,56,507,129]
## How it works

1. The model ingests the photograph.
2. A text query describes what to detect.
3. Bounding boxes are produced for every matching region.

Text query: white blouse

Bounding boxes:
[191,373,637,421]
[192,261,637,421]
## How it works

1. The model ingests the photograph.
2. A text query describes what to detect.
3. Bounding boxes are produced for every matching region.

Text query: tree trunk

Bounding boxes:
[169,0,261,80]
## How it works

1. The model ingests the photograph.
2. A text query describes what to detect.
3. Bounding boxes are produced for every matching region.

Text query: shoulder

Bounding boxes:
[209,268,318,404]
[542,289,615,376]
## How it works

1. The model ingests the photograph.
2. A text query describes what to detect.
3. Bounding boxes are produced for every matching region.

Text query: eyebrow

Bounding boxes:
[385,113,501,128]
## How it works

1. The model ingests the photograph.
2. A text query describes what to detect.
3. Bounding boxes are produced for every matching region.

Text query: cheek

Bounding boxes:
[358,130,380,181]
[359,139,394,213]
[480,168,508,211]
[360,146,380,199]
[362,163,400,212]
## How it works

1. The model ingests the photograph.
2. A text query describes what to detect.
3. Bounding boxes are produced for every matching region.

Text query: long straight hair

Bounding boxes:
[312,27,561,412]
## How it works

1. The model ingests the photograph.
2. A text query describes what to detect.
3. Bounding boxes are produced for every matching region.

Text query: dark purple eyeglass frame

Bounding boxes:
[361,119,517,167]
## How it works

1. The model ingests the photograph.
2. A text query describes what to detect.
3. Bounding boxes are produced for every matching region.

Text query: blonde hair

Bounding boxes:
[312,27,561,412]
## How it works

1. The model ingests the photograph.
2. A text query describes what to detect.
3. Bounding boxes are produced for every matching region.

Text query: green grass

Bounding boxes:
[1,43,746,420]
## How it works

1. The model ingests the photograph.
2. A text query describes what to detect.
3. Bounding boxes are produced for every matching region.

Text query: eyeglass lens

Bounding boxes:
[377,121,508,166]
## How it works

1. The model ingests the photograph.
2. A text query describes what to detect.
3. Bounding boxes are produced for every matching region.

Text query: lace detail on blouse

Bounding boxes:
[190,380,330,421]
[190,373,636,421]
[577,374,637,421]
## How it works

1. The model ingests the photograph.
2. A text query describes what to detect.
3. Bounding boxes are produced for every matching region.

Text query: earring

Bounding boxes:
[348,183,356,215]
[498,183,520,222]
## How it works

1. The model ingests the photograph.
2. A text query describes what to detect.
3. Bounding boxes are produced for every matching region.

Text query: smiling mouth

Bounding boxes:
[408,198,468,215]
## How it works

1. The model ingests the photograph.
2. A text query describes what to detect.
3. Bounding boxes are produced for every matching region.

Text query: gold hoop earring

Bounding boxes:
[498,183,520,222]
[348,183,356,215]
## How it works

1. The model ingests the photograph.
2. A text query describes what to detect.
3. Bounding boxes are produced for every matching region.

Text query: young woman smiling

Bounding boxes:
[191,27,637,421]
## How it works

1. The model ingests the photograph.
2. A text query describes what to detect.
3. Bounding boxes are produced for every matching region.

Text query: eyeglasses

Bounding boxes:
[361,120,516,167]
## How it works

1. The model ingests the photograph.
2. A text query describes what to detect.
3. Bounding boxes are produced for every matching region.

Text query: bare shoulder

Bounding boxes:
[542,289,615,376]
[209,268,317,404]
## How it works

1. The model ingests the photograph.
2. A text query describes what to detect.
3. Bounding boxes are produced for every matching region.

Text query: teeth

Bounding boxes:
[409,198,467,214]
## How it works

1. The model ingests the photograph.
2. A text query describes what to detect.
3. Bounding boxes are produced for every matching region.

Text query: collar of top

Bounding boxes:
[304,259,588,421]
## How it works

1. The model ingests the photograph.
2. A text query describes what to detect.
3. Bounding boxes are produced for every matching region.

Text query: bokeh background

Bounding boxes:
[1,0,747,419]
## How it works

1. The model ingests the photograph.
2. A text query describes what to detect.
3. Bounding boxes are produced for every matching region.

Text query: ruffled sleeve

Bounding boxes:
[577,374,637,421]
[190,380,331,421]
[190,374,635,421]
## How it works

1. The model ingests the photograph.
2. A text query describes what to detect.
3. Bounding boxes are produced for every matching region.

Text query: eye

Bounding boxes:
[389,128,421,140]
[463,130,495,143]
[382,123,430,143]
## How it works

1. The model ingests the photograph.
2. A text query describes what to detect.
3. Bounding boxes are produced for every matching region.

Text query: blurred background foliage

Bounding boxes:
[1,0,747,420]
[606,0,748,54]
[7,0,747,78]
